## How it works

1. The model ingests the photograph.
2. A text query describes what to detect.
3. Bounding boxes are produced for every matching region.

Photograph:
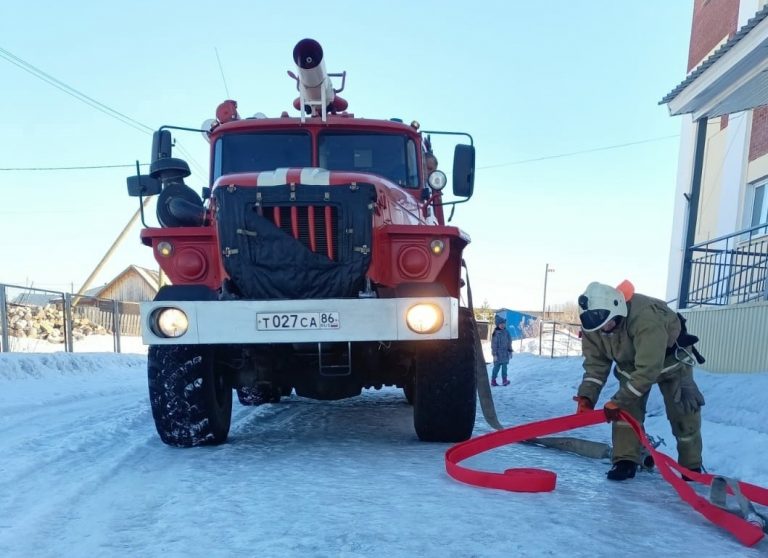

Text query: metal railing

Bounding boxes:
[534,320,582,358]
[0,283,142,353]
[685,223,768,307]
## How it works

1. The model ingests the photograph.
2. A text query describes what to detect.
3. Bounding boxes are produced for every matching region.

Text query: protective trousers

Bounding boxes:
[612,361,703,469]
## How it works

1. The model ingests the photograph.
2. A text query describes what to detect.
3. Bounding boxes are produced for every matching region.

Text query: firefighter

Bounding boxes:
[573,281,705,481]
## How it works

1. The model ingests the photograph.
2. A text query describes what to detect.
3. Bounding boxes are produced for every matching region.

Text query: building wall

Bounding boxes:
[688,0,740,71]
[696,118,729,243]
[747,150,768,182]
[98,273,157,302]
[667,0,761,304]
[681,300,768,372]
[740,0,768,196]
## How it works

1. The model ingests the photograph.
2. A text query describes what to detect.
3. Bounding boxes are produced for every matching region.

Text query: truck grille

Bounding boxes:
[213,182,375,300]
[260,205,338,261]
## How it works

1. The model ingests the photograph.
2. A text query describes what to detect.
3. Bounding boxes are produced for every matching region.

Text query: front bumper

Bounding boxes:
[141,297,459,345]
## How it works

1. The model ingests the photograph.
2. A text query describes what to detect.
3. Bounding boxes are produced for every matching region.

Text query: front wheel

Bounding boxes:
[403,381,414,405]
[148,345,232,447]
[412,307,477,442]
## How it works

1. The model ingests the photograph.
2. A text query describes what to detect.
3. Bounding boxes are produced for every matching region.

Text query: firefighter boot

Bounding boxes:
[607,460,637,481]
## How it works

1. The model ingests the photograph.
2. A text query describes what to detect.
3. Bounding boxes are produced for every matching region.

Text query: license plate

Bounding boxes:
[256,312,340,331]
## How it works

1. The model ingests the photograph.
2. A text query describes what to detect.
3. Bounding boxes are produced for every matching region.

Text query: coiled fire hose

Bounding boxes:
[445,409,768,547]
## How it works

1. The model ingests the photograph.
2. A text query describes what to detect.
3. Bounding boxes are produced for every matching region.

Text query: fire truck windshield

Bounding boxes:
[213,132,312,179]
[212,131,419,188]
[319,133,419,188]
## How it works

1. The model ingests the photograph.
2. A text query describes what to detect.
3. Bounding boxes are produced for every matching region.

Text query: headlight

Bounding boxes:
[427,170,447,191]
[405,303,444,334]
[157,241,173,257]
[429,239,445,255]
[151,308,189,338]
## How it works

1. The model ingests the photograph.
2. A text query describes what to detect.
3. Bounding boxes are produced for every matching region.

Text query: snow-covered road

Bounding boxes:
[0,352,765,557]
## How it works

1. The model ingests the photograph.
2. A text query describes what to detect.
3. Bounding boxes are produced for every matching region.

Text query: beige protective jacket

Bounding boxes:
[577,293,681,408]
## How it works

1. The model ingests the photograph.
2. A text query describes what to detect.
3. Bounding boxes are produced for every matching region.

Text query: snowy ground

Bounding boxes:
[0,348,766,557]
[5,334,148,355]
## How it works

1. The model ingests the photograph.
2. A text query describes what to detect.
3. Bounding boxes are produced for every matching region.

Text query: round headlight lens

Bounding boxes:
[157,241,173,257]
[153,308,189,338]
[427,170,447,191]
[429,239,445,255]
[405,303,444,334]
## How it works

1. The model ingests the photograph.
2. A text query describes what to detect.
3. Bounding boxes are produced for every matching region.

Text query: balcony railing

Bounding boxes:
[684,223,768,307]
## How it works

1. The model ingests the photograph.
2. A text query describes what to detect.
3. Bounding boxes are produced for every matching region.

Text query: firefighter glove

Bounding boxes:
[573,396,594,414]
[603,401,622,422]
[675,372,705,414]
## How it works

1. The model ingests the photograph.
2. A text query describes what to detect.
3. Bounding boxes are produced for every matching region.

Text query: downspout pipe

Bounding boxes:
[678,117,708,309]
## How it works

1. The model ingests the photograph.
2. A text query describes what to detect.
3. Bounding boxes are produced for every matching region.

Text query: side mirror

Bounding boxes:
[452,144,475,198]
[127,175,161,197]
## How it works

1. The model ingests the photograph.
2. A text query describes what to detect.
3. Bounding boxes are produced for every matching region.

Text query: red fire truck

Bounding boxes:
[127,39,478,447]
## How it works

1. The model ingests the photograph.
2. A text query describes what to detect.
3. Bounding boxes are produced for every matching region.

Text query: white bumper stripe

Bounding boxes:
[141,297,459,345]
[585,377,604,386]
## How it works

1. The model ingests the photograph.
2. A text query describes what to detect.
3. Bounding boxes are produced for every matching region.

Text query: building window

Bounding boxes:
[751,182,767,228]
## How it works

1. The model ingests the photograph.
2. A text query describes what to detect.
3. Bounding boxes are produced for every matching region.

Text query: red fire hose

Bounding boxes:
[445,409,768,547]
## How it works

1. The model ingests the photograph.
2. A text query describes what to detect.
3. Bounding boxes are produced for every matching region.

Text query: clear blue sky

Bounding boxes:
[0,1,693,310]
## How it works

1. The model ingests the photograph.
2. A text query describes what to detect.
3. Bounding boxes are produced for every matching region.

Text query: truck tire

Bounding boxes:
[148,345,232,447]
[413,307,477,442]
[403,381,414,405]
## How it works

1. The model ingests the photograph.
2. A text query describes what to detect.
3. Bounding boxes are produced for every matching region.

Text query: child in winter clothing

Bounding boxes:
[491,314,513,386]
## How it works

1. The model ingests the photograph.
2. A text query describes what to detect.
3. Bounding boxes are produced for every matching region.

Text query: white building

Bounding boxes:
[661,0,768,372]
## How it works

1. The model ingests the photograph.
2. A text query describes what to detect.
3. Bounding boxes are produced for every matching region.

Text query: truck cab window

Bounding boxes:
[213,132,312,180]
[319,133,418,188]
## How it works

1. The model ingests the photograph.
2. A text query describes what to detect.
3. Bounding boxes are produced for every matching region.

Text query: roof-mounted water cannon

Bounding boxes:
[289,38,347,122]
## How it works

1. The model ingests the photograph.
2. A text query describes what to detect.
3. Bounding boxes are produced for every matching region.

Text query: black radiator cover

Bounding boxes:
[214,183,376,299]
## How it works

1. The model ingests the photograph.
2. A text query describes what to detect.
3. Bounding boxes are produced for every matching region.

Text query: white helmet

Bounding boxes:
[578,282,628,332]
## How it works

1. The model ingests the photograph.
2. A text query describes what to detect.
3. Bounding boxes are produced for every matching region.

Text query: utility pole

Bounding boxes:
[538,263,555,356]
[75,196,153,304]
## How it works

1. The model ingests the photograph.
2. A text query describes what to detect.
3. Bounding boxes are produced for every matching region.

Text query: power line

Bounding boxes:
[0,46,206,177]
[215,47,231,99]
[477,134,680,170]
[0,163,147,171]
[0,46,153,135]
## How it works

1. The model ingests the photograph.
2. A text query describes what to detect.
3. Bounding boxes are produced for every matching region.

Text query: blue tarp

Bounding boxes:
[494,308,538,341]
